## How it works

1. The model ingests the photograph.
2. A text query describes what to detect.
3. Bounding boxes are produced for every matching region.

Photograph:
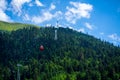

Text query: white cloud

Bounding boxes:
[21,2,62,24]
[31,10,62,24]
[100,32,104,35]
[65,11,76,24]
[11,0,31,16]
[11,0,43,16]
[0,0,12,22]
[85,22,93,30]
[35,0,44,7]
[23,14,30,21]
[54,11,63,19]
[45,24,52,27]
[65,1,93,24]
[78,28,85,33]
[67,27,85,33]
[68,26,74,29]
[0,9,11,22]
[49,3,56,11]
[0,0,7,10]
[28,3,33,7]
[32,11,53,24]
[108,33,120,42]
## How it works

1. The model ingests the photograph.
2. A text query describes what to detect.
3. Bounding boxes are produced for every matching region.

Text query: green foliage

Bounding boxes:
[0,21,120,80]
[0,21,39,31]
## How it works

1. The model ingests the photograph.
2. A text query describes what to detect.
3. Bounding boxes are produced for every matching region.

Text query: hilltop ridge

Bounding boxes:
[0,21,39,31]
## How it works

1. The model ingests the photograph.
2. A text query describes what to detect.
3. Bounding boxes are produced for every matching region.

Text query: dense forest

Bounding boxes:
[0,22,120,80]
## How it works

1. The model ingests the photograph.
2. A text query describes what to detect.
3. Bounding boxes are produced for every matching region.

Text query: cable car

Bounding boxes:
[40,45,44,51]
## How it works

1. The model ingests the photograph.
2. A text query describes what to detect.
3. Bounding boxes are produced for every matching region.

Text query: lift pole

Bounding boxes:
[17,64,22,80]
[54,21,58,40]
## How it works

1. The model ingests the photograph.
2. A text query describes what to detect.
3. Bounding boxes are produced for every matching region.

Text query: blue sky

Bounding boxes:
[0,0,120,46]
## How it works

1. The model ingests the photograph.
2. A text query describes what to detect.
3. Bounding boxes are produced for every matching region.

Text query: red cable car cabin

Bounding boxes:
[40,45,44,51]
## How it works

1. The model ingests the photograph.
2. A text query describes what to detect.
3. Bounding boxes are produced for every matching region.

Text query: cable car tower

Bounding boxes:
[17,64,22,80]
[54,21,58,40]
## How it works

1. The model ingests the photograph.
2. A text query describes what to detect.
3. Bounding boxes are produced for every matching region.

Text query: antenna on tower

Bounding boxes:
[54,21,58,40]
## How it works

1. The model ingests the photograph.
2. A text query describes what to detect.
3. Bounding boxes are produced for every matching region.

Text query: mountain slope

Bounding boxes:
[0,22,120,80]
[0,21,39,31]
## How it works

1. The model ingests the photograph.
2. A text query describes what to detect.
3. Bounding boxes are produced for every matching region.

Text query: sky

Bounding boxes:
[0,0,120,46]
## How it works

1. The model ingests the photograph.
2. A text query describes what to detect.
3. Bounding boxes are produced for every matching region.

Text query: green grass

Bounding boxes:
[0,21,40,31]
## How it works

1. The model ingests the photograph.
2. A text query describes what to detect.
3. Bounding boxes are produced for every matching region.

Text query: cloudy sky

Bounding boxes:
[0,0,120,45]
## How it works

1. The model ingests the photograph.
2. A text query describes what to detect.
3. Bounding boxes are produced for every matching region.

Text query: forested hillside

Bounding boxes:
[0,22,120,80]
